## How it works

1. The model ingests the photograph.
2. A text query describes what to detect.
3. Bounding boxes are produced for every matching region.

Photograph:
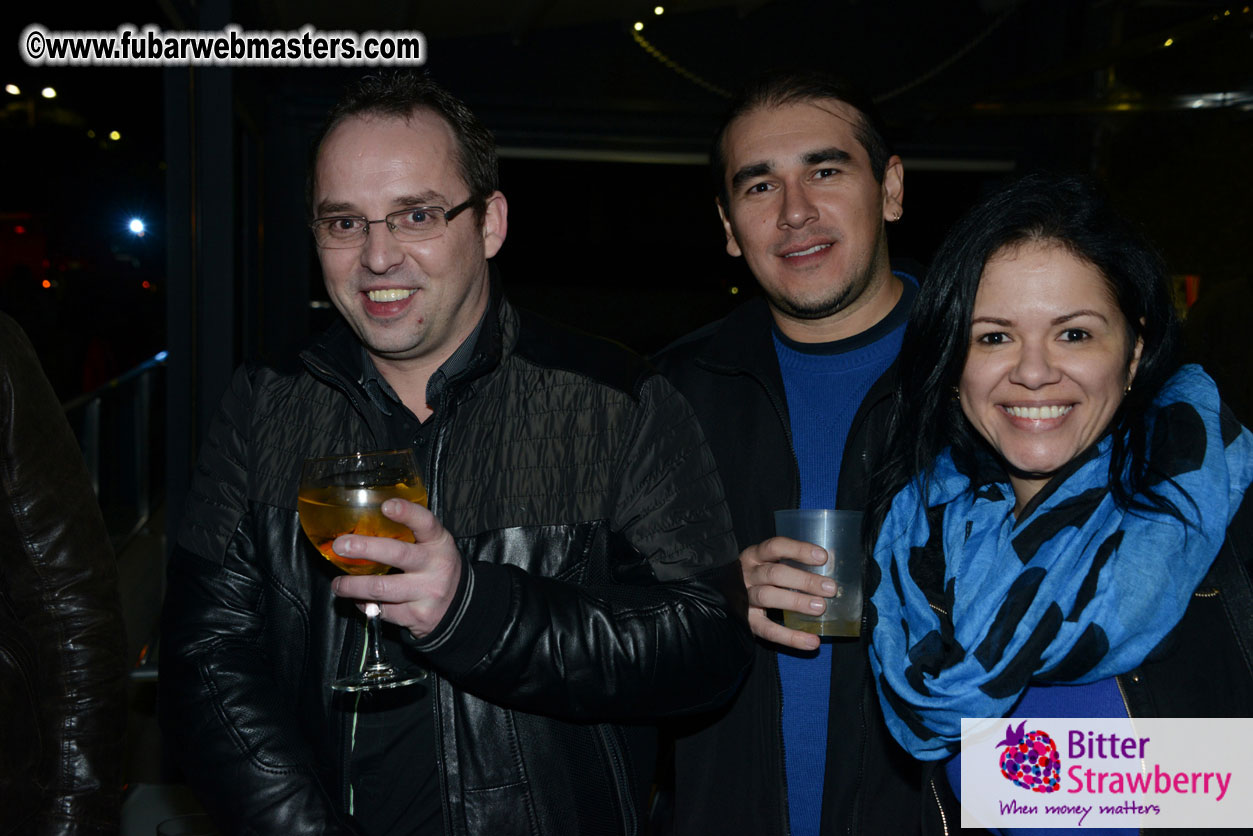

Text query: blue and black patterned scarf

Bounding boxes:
[868,364,1253,760]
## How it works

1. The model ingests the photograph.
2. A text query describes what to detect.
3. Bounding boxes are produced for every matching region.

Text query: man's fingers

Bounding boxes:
[332,571,404,604]
[748,580,832,616]
[331,530,415,571]
[749,561,836,599]
[748,609,821,651]
[327,509,464,638]
[744,537,827,567]
[380,497,443,543]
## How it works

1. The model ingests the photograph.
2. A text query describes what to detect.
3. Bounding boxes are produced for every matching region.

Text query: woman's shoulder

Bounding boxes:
[1225,487,1253,575]
[1129,496,1253,717]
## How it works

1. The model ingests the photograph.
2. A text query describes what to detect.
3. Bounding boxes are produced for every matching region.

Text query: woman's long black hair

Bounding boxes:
[866,172,1182,547]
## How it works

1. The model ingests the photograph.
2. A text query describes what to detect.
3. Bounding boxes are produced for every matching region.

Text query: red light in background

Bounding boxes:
[41,279,51,289]
[1183,274,1201,307]
[142,280,151,289]
[14,225,25,234]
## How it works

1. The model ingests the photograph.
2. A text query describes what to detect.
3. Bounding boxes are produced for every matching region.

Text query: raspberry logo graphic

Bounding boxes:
[996,720,1061,793]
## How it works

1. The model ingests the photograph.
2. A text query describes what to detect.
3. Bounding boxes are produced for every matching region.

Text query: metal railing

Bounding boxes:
[62,350,168,551]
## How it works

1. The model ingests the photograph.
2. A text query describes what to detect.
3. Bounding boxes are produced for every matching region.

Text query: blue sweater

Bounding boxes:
[774,276,913,835]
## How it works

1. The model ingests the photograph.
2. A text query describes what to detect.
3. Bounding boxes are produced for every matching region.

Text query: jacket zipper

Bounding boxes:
[741,363,795,836]
[842,385,891,836]
[428,388,455,831]
[773,656,792,836]
[595,725,638,834]
[300,352,389,813]
[928,777,951,836]
[1114,672,1133,722]
[301,354,391,448]
[1113,674,1146,836]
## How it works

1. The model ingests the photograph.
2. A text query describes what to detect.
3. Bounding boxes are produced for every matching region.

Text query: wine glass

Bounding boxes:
[298,448,428,692]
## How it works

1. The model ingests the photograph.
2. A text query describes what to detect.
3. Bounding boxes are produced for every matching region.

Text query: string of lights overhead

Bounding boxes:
[625,3,1018,103]
[872,6,1017,104]
[627,3,1252,108]
[629,5,730,98]
[630,26,731,99]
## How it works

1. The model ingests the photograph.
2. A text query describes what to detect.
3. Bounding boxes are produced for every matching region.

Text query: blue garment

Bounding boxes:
[774,277,912,835]
[869,365,1253,761]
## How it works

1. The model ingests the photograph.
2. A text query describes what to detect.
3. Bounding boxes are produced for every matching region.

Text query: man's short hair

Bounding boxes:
[309,71,498,223]
[712,69,894,207]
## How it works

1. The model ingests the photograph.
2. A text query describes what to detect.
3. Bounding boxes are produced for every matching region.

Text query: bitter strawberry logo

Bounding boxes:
[996,720,1061,793]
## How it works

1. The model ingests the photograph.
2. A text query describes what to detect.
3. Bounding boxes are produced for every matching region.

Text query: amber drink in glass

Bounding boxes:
[299,449,428,691]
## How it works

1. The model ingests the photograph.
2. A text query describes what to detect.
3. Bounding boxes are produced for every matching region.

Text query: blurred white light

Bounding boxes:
[41,87,56,99]
[129,218,146,235]
[654,5,665,14]
[634,21,644,31]
[5,84,20,95]
[109,130,121,141]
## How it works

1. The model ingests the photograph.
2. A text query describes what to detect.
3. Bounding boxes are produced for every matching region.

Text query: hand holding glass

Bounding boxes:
[299,449,428,691]
[774,509,864,637]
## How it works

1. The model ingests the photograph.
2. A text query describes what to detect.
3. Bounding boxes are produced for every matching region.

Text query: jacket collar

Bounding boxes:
[690,276,913,426]
[694,296,781,380]
[688,296,793,422]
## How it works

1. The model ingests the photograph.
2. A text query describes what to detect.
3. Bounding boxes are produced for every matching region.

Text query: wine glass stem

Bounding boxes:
[363,607,393,673]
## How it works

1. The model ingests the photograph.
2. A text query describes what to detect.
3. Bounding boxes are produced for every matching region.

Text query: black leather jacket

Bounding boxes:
[653,296,923,836]
[0,313,128,835]
[158,289,752,835]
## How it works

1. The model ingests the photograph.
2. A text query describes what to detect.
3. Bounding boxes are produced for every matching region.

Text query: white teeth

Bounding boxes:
[784,244,830,258]
[366,288,416,302]
[1005,405,1072,420]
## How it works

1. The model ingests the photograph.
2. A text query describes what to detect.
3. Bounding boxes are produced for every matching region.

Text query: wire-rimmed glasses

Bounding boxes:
[310,198,476,249]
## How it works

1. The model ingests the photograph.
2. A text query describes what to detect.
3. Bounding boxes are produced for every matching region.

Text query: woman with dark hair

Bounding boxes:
[864,172,1253,830]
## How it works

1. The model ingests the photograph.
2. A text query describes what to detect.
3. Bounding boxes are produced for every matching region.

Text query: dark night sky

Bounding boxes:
[3,1,1250,377]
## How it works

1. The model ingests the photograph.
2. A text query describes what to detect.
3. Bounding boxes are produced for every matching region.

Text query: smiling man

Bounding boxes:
[654,70,922,835]
[159,71,751,836]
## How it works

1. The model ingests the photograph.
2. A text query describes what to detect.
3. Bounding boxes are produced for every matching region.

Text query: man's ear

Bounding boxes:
[881,155,904,222]
[481,191,508,259]
[717,199,743,258]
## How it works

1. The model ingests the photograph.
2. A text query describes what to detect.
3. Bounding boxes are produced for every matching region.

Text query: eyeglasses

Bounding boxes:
[310,198,476,249]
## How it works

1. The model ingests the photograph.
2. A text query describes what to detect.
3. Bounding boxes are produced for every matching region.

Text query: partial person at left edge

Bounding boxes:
[157,71,752,836]
[0,312,128,835]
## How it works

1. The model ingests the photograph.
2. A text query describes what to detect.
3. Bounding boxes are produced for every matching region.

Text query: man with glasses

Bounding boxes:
[160,71,751,836]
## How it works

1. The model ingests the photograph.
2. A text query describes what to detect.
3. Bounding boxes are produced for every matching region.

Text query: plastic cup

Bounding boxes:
[774,509,864,637]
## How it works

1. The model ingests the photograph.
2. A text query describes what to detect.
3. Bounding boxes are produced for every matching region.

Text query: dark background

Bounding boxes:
[2,0,1251,530]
